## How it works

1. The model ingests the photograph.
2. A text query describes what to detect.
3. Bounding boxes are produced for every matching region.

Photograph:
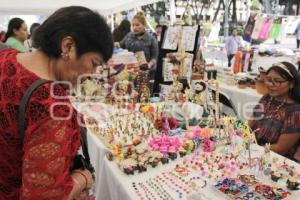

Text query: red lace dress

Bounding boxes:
[0,49,81,199]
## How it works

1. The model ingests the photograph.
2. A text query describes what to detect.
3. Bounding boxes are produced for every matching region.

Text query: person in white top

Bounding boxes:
[24,23,40,52]
[225,28,243,67]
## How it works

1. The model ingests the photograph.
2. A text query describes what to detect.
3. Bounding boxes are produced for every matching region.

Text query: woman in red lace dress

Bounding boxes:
[0,6,113,200]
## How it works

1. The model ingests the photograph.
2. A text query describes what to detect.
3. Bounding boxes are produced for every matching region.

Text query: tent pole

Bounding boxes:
[224,0,229,39]
[170,0,176,25]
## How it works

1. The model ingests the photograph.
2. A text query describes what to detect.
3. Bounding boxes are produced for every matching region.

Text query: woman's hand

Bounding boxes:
[148,60,156,70]
[68,169,94,200]
[72,169,94,190]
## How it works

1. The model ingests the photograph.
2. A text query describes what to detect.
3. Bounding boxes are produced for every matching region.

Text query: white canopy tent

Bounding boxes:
[0,0,163,16]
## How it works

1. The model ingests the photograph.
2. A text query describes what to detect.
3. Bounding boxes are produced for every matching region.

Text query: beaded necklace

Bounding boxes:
[262,97,287,120]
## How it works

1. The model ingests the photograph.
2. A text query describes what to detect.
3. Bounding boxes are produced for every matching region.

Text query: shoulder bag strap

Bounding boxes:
[18,79,94,172]
[18,79,52,143]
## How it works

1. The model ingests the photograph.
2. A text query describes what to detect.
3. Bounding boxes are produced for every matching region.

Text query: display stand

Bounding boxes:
[153,25,200,94]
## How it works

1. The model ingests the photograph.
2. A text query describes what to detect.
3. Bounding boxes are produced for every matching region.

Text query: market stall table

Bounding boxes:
[92,136,300,200]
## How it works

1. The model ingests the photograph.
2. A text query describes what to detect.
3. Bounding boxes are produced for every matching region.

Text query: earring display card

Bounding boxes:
[180,54,193,80]
[163,59,174,82]
[181,26,198,52]
[135,51,147,66]
[162,26,181,50]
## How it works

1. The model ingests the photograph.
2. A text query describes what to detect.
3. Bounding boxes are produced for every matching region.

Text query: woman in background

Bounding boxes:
[4,17,28,52]
[119,12,158,80]
[113,19,131,43]
[249,62,300,162]
[24,22,40,52]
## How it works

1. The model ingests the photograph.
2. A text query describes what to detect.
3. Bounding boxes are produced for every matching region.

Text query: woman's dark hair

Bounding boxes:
[267,62,300,102]
[34,6,113,62]
[231,28,238,33]
[155,24,162,29]
[29,23,40,36]
[112,19,131,42]
[4,17,25,42]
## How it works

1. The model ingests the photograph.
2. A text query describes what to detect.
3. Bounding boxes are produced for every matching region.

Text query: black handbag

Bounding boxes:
[18,79,95,179]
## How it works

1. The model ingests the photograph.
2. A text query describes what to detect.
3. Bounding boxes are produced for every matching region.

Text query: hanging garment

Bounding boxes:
[233,51,242,74]
[259,18,273,40]
[252,15,265,40]
[269,17,282,40]
[248,51,254,71]
[243,52,251,72]
[244,17,256,42]
[286,16,300,34]
[241,52,246,72]
[278,17,289,42]
[208,22,221,42]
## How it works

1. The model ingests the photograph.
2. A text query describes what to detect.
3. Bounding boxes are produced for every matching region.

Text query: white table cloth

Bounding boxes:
[211,83,262,121]
[221,83,261,118]
[89,135,300,200]
[87,132,109,187]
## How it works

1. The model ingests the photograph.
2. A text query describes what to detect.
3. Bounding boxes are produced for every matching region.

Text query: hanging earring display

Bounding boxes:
[136,70,150,102]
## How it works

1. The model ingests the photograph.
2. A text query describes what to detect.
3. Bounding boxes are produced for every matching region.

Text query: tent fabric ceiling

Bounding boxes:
[0,0,163,16]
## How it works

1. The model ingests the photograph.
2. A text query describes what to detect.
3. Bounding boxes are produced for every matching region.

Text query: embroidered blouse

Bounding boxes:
[250,95,300,160]
[0,49,81,200]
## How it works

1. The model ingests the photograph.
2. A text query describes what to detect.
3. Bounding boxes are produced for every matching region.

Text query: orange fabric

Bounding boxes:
[233,51,242,74]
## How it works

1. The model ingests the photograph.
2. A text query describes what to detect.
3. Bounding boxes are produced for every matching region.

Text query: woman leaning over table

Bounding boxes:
[249,62,300,162]
[0,6,113,200]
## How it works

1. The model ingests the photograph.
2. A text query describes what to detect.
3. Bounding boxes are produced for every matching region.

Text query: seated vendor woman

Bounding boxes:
[249,62,300,162]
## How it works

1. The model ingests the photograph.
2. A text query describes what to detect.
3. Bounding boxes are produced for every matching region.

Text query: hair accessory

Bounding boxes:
[202,138,215,152]
[272,63,294,78]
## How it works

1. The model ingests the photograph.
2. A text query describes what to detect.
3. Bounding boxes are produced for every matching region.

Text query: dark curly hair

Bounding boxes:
[33,6,113,62]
